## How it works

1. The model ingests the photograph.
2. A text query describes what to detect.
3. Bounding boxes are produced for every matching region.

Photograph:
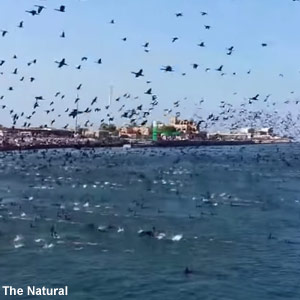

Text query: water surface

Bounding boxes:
[0,144,300,299]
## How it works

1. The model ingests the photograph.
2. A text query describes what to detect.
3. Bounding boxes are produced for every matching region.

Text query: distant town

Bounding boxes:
[0,117,292,151]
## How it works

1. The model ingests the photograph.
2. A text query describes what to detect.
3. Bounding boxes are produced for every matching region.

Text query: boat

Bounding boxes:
[123,144,132,149]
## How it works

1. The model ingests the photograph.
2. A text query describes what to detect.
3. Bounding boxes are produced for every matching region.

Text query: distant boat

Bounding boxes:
[123,144,132,149]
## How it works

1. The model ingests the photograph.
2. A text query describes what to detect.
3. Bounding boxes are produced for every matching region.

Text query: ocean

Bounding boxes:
[0,144,300,299]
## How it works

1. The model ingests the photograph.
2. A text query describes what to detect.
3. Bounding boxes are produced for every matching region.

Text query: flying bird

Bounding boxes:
[131,69,144,77]
[34,5,46,14]
[249,94,260,101]
[161,65,174,72]
[26,10,38,16]
[91,97,97,105]
[144,88,152,95]
[1,30,8,37]
[55,58,68,68]
[17,21,24,28]
[69,109,83,118]
[216,65,223,72]
[55,5,66,12]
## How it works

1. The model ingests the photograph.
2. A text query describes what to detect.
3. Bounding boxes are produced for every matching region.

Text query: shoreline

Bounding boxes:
[0,139,292,152]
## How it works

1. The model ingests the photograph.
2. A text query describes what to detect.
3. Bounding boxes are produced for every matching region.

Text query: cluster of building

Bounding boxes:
[0,117,291,150]
[208,127,291,143]
[116,117,200,141]
[111,117,290,144]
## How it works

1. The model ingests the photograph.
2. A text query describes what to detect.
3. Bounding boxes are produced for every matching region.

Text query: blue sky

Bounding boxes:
[0,0,300,128]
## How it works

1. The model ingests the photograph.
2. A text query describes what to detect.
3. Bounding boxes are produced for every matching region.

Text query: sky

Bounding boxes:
[0,0,300,129]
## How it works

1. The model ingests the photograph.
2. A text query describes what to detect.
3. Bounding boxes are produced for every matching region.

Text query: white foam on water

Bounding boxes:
[171,234,183,242]
[34,238,44,243]
[14,243,24,249]
[43,243,54,249]
[156,233,166,240]
[124,249,135,253]
[87,242,98,246]
[98,226,107,231]
[14,235,23,242]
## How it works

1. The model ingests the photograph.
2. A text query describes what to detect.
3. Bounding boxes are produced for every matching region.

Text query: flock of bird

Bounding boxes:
[0,1,299,291]
[0,1,299,136]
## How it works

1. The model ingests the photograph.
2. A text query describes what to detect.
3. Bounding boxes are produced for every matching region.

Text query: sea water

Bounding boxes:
[0,144,299,299]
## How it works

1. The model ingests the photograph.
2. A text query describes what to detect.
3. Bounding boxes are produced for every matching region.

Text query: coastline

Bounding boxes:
[0,139,292,152]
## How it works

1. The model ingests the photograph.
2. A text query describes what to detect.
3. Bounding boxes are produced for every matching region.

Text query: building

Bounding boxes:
[208,127,290,143]
[169,117,198,134]
[237,127,273,137]
[119,126,151,139]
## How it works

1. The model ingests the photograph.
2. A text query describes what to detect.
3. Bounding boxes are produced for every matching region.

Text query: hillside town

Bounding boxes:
[0,117,292,151]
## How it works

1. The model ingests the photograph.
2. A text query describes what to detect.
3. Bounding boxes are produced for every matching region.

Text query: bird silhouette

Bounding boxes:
[161,66,174,72]
[91,97,97,105]
[55,5,66,13]
[34,5,46,14]
[55,58,68,68]
[17,21,24,28]
[26,10,38,16]
[216,65,223,72]
[1,30,8,37]
[145,88,152,95]
[131,69,144,77]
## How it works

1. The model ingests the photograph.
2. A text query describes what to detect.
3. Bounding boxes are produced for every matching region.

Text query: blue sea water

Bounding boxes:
[0,144,300,299]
